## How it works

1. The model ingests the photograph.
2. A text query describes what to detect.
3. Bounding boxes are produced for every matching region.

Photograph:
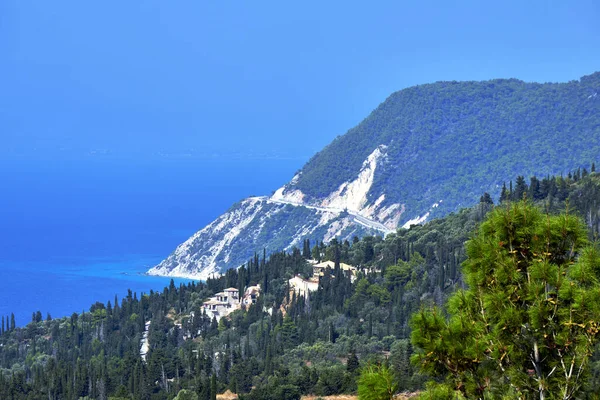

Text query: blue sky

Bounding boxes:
[2,0,599,160]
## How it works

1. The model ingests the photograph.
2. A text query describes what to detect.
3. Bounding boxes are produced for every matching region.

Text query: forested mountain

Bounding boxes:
[150,72,600,279]
[4,170,600,399]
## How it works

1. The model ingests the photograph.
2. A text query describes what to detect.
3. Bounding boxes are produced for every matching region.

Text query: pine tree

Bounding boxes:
[513,175,527,201]
[347,350,359,374]
[479,192,493,204]
[357,364,397,400]
[529,176,543,200]
[500,182,509,203]
[411,200,600,399]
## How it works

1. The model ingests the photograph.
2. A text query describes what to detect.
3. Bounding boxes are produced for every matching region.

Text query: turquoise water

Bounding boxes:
[0,255,193,325]
[0,157,302,326]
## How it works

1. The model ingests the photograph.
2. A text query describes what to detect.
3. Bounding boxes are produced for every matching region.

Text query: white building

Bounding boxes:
[243,285,261,305]
[224,287,240,302]
[288,275,319,296]
[214,288,239,305]
[202,285,261,321]
[202,298,234,321]
[313,260,357,282]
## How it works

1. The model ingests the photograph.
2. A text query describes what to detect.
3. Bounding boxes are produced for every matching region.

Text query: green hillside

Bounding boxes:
[3,171,600,399]
[293,72,600,221]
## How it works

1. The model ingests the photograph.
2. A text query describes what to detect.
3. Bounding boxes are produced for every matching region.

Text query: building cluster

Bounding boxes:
[311,260,357,280]
[288,260,357,296]
[202,285,261,321]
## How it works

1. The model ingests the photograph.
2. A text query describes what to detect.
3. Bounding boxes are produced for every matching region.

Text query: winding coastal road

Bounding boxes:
[261,196,395,236]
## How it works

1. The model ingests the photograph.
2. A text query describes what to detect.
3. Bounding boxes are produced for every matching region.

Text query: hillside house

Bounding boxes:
[288,275,319,296]
[202,285,262,321]
[243,285,261,305]
[289,260,358,296]
[313,260,357,282]
[202,299,234,321]
[216,287,239,303]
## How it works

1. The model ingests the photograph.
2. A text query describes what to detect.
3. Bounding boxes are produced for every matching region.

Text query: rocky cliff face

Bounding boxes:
[148,147,394,279]
[271,145,407,229]
[150,73,600,279]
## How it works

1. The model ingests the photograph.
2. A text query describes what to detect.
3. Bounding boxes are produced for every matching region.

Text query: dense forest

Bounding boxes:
[290,72,600,223]
[2,169,600,399]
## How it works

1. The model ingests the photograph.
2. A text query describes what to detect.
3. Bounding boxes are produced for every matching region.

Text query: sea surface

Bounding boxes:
[0,156,302,326]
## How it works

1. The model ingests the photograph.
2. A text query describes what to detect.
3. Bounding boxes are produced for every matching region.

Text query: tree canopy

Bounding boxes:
[292,73,600,224]
[411,200,600,399]
[2,172,600,399]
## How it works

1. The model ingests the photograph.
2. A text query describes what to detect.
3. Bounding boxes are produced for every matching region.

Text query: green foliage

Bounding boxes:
[292,73,600,225]
[411,200,600,399]
[3,171,600,399]
[389,339,421,391]
[357,364,397,400]
[314,365,346,396]
[174,389,199,400]
[347,350,360,374]
[239,381,300,400]
[384,263,410,290]
[277,317,300,348]
[417,382,466,400]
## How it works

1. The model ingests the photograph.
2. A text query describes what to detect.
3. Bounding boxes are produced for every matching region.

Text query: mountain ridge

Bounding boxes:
[149,72,600,279]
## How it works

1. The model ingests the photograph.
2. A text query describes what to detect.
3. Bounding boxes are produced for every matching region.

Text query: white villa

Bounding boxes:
[289,260,357,295]
[313,260,357,281]
[215,287,240,303]
[243,285,261,306]
[288,275,319,296]
[202,285,261,321]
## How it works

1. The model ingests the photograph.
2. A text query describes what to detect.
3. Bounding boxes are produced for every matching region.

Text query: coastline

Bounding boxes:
[0,255,197,326]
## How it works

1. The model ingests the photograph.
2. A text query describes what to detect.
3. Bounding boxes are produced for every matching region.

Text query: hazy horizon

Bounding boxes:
[2,0,599,161]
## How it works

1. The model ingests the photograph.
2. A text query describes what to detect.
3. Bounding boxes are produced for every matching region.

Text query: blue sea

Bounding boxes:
[0,156,302,326]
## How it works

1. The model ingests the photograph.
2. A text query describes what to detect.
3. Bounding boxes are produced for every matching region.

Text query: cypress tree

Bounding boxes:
[198,376,210,400]
[347,350,359,373]
[210,372,217,400]
[311,244,320,261]
[302,239,311,259]
[265,344,273,376]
